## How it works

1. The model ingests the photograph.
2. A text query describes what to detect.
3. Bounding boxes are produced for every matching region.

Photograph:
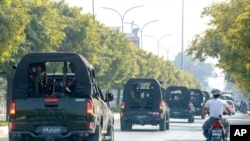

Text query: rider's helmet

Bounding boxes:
[211,89,221,98]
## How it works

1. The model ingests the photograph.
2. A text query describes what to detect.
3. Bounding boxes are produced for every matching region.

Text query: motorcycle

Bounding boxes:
[208,117,226,141]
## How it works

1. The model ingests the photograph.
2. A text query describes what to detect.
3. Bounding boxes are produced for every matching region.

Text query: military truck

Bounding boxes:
[189,88,205,119]
[164,86,195,123]
[120,78,170,131]
[7,53,114,141]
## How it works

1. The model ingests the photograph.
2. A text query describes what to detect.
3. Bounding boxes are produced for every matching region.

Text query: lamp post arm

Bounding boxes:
[100,7,123,19]
[158,34,172,45]
[141,20,159,32]
[123,5,144,20]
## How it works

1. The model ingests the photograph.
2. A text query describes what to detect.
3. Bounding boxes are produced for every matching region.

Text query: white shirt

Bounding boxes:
[204,98,229,118]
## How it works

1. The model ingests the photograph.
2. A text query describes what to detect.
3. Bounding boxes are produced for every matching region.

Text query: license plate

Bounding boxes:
[212,130,222,136]
[136,115,147,118]
[42,126,61,134]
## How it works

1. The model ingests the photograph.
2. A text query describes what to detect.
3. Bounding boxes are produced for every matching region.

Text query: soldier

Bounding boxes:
[33,63,47,96]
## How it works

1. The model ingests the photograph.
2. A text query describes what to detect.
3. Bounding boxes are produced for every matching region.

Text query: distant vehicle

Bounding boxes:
[226,100,236,115]
[7,53,114,141]
[221,92,234,102]
[189,88,205,119]
[202,91,211,102]
[223,100,236,115]
[164,86,195,123]
[120,78,170,131]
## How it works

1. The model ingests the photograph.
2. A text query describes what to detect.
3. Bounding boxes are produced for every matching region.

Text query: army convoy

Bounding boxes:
[7,52,215,140]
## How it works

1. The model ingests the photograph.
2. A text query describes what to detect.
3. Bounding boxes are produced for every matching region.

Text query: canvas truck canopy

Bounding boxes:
[122,78,163,109]
[164,86,191,104]
[189,88,204,107]
[12,52,94,98]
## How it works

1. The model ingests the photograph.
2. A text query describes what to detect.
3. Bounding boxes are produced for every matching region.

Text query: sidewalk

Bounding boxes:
[0,126,8,137]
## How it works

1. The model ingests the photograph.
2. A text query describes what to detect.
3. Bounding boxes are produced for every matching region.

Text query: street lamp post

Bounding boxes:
[92,0,95,16]
[100,5,144,32]
[143,34,172,56]
[125,20,159,49]
[181,0,184,70]
[160,44,179,60]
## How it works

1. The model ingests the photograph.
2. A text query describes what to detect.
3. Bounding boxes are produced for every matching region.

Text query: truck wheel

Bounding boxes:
[106,124,114,141]
[88,126,102,141]
[165,116,170,130]
[9,136,18,141]
[126,122,132,131]
[120,120,126,131]
[9,134,34,141]
[201,114,205,119]
[159,116,166,131]
[188,115,195,123]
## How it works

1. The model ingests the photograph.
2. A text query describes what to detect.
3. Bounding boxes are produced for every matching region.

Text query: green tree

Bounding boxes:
[186,0,250,97]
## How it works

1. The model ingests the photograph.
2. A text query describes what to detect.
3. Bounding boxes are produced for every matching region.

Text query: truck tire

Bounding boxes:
[166,116,170,130]
[106,124,114,141]
[9,134,35,141]
[120,120,126,131]
[126,121,132,131]
[159,116,166,131]
[201,114,205,119]
[188,115,195,123]
[88,126,102,141]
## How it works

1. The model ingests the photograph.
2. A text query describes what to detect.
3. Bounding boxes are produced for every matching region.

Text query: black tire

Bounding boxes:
[9,134,35,141]
[159,116,166,131]
[88,126,102,141]
[126,121,132,131]
[106,124,114,141]
[188,115,195,123]
[9,136,18,141]
[165,116,170,130]
[201,114,205,119]
[120,120,126,131]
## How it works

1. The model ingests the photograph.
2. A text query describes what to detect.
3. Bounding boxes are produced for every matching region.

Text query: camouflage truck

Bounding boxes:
[120,78,170,131]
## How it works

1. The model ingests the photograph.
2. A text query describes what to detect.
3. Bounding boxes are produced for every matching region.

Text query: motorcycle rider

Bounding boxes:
[202,89,231,141]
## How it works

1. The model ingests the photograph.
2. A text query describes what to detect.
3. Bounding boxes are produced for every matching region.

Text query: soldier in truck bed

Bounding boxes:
[130,83,140,100]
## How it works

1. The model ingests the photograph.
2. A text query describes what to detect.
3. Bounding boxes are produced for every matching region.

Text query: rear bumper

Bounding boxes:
[170,110,192,118]
[8,120,97,139]
[9,130,95,139]
[121,115,164,126]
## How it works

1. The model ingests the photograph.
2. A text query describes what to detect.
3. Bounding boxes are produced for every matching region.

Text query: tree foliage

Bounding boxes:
[0,0,201,94]
[186,0,250,97]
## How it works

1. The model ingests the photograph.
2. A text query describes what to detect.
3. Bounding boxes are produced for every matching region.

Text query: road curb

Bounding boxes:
[0,126,8,137]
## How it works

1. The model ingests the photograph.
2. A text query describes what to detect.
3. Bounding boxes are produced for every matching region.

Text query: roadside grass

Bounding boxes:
[0,121,7,126]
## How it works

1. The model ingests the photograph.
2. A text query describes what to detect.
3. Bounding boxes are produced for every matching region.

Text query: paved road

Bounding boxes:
[0,112,249,141]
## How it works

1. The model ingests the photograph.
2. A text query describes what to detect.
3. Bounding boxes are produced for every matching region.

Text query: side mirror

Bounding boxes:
[105,93,114,102]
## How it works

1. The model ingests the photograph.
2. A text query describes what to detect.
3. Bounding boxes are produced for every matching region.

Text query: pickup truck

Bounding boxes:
[7,53,114,141]
[120,78,170,131]
[164,86,195,123]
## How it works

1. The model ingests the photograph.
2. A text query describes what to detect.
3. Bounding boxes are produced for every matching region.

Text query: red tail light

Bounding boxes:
[9,122,15,129]
[213,121,223,128]
[44,98,58,103]
[120,102,125,109]
[86,99,94,114]
[10,100,16,115]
